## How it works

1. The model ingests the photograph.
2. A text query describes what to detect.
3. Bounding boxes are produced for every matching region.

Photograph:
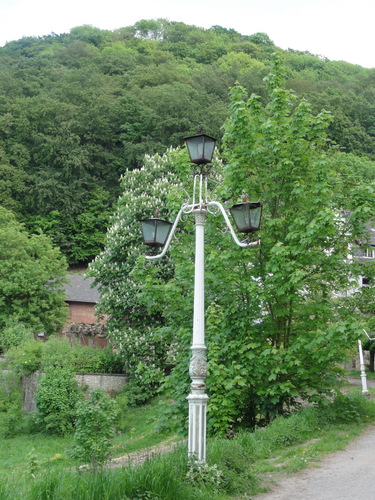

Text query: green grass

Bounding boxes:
[1,390,375,499]
[346,367,375,380]
[0,397,176,483]
[0,433,73,480]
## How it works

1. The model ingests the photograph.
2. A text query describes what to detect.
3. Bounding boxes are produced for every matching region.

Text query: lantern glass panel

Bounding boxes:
[155,219,172,246]
[249,204,262,229]
[202,137,215,162]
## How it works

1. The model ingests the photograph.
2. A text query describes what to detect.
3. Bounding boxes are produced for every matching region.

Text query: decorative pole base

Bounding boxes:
[187,392,209,462]
[187,346,209,462]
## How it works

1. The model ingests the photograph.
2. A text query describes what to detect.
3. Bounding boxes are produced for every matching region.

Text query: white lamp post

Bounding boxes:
[140,133,261,463]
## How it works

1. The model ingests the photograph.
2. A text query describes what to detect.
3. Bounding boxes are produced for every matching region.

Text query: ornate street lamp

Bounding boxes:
[140,132,261,463]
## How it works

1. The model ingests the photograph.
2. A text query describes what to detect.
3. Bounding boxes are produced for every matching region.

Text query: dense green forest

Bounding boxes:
[0,19,374,264]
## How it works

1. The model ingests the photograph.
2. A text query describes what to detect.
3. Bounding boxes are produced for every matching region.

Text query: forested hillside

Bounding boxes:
[0,19,374,264]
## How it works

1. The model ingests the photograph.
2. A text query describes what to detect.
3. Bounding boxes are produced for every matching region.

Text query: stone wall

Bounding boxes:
[22,372,127,412]
[22,372,39,412]
[75,373,127,396]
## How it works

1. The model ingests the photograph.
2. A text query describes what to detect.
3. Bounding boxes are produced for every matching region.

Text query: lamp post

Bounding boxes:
[140,133,261,463]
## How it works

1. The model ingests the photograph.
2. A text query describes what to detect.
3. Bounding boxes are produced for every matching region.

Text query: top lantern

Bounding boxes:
[184,133,216,165]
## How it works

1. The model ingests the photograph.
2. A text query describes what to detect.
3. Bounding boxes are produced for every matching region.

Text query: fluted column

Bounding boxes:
[187,209,209,462]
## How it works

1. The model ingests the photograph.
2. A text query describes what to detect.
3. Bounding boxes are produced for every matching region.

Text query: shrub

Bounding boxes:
[7,340,43,375]
[70,388,118,470]
[207,438,258,494]
[0,319,34,354]
[186,462,224,494]
[71,344,124,374]
[0,371,22,413]
[38,336,124,374]
[35,366,83,435]
[318,392,374,423]
[0,404,23,438]
[41,336,75,369]
[95,346,124,374]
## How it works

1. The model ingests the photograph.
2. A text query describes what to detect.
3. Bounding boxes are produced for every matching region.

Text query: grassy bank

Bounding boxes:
[0,397,176,483]
[1,388,375,499]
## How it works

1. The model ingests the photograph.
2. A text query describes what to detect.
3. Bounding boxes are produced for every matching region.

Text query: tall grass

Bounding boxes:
[1,391,375,499]
[2,446,211,500]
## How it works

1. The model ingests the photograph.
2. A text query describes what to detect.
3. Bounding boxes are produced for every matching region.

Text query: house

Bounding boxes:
[354,224,375,287]
[63,273,101,324]
[62,274,108,347]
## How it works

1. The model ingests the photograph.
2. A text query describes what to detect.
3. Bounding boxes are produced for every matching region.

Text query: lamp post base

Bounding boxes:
[187,391,209,463]
[187,346,209,462]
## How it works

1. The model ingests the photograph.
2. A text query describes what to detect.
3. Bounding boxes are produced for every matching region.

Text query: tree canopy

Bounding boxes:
[0,207,68,336]
[0,20,374,264]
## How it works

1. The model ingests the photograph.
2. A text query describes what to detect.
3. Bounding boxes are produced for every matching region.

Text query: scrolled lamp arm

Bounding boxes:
[145,200,259,261]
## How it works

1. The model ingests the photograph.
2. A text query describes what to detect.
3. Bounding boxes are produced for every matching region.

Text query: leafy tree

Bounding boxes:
[70,388,118,470]
[69,25,111,47]
[0,318,33,354]
[0,20,373,268]
[211,53,375,430]
[0,161,27,212]
[6,340,43,375]
[134,19,165,40]
[0,206,67,334]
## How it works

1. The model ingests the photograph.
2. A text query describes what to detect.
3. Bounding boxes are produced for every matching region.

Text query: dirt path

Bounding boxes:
[107,439,181,468]
[254,425,375,500]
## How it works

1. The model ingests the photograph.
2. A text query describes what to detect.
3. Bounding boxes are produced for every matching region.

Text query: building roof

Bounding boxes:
[63,274,100,303]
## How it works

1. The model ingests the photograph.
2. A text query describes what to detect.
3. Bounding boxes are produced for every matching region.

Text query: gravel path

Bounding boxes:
[254,425,375,499]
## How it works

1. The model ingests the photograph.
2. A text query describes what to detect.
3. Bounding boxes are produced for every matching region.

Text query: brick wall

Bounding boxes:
[67,301,100,324]
[65,302,109,347]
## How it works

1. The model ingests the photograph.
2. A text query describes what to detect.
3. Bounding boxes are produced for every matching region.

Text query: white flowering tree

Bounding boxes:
[89,148,196,403]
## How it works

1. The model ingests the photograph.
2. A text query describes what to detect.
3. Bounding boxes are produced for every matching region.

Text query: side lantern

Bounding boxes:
[229,202,262,233]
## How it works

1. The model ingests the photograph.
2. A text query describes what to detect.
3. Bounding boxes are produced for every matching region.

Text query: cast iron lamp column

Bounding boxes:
[140,133,261,463]
[186,206,209,461]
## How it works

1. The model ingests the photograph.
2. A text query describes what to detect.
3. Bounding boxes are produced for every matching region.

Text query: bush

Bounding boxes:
[0,371,24,438]
[35,366,83,435]
[208,438,258,494]
[0,404,23,438]
[0,319,34,354]
[70,388,118,470]
[7,340,43,375]
[41,336,75,369]
[186,461,224,494]
[95,347,124,374]
[71,345,124,374]
[0,371,22,413]
[318,392,375,423]
[4,335,125,376]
